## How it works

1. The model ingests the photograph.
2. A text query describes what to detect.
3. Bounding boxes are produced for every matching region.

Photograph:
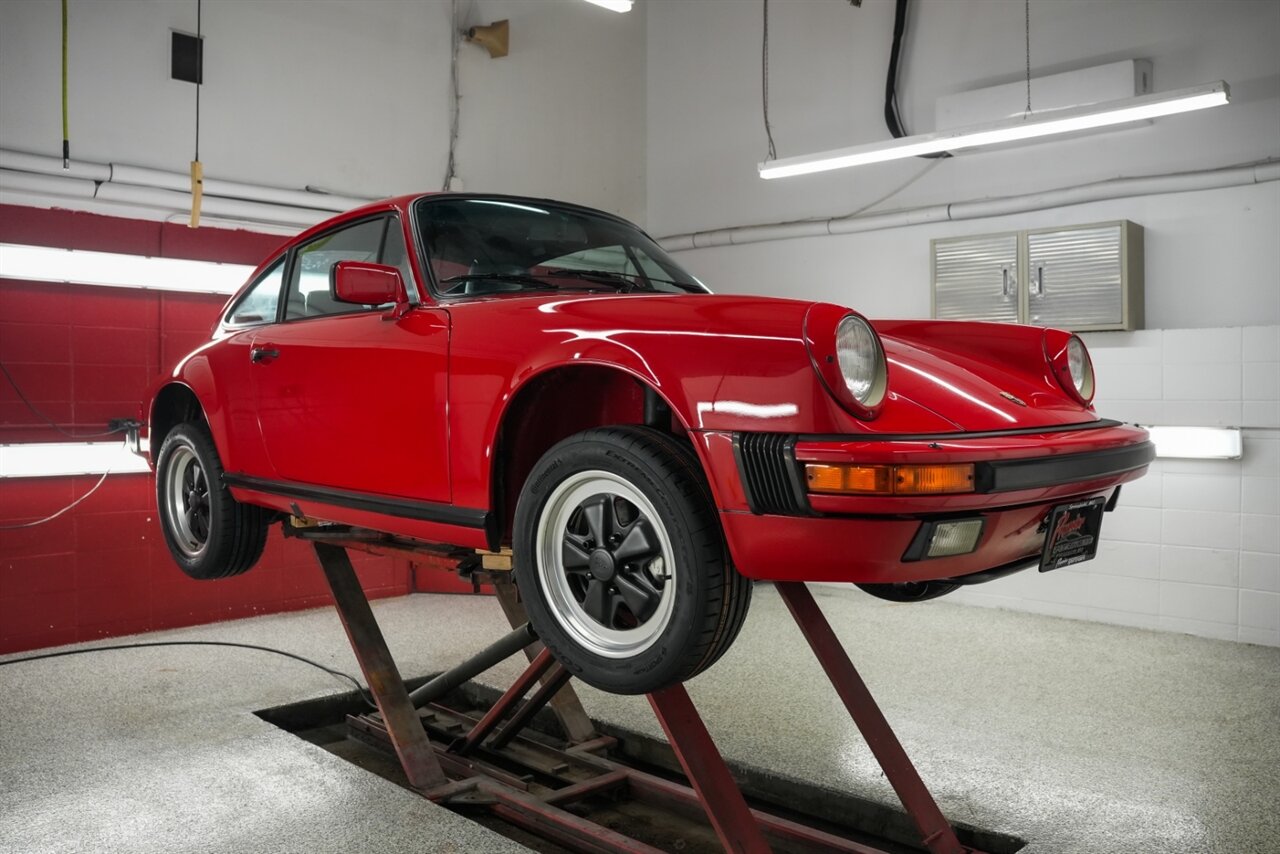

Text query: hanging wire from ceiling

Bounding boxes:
[194,0,202,163]
[1023,0,1033,116]
[189,0,204,227]
[61,0,69,168]
[761,0,778,162]
[885,0,949,159]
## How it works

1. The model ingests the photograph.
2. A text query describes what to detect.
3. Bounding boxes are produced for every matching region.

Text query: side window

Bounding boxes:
[285,218,386,320]
[226,258,285,326]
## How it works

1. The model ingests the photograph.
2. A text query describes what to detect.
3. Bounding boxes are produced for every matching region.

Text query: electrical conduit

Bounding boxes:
[0,148,375,229]
[658,160,1280,251]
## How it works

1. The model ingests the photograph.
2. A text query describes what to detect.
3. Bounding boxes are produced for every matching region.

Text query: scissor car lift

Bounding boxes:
[293,523,987,854]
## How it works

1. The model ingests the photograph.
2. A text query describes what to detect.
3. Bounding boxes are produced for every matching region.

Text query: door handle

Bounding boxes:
[250,346,280,363]
[1000,266,1016,298]
[1030,265,1045,298]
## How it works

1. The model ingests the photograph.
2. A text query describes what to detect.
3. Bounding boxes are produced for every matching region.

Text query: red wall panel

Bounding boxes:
[0,474,411,653]
[0,205,413,654]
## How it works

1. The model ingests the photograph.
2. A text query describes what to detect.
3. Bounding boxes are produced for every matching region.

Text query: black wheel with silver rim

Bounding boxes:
[514,425,752,695]
[155,421,268,580]
[163,443,212,560]
[537,471,677,660]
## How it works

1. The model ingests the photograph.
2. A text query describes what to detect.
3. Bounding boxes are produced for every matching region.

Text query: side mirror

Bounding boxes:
[331,261,406,306]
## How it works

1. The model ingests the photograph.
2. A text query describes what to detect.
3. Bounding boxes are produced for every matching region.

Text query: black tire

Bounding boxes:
[155,421,269,580]
[513,426,752,695]
[856,581,960,602]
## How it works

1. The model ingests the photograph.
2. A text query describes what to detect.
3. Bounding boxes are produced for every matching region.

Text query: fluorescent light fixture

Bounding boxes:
[1144,426,1242,460]
[0,243,254,294]
[583,0,633,11]
[0,441,150,478]
[759,81,1230,179]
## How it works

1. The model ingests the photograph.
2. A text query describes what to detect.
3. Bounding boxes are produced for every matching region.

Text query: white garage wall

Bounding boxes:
[646,0,1280,644]
[0,0,647,221]
[646,0,1279,239]
[653,181,1280,329]
[949,326,1280,648]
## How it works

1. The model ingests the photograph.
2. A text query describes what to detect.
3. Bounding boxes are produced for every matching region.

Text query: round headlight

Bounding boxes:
[804,305,889,419]
[836,315,886,406]
[1066,336,1094,399]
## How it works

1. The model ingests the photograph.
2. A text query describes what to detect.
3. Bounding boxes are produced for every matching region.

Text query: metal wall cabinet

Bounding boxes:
[932,221,1143,331]
[932,232,1020,323]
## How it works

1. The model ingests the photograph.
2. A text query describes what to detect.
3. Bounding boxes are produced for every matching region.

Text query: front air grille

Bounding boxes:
[734,433,809,516]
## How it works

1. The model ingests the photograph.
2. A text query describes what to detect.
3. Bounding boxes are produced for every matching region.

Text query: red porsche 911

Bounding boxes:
[140,193,1153,694]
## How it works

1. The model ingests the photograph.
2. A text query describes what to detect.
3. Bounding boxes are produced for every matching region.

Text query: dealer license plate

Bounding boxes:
[1039,497,1106,572]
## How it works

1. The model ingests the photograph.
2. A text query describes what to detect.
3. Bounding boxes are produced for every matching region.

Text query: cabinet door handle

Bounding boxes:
[1001,266,1016,298]
[1030,265,1045,297]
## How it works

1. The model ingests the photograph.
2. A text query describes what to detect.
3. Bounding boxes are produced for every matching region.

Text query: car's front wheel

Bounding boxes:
[156,421,269,580]
[513,426,751,695]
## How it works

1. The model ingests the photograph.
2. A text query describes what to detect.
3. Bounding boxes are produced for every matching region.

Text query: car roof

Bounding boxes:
[326,191,638,234]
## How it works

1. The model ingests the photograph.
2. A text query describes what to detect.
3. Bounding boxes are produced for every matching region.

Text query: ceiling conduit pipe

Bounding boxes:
[108,163,370,212]
[0,148,373,225]
[94,182,330,228]
[0,168,97,199]
[0,149,110,182]
[659,159,1280,252]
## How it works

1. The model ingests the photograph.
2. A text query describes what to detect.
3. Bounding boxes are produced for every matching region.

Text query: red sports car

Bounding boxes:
[141,193,1153,694]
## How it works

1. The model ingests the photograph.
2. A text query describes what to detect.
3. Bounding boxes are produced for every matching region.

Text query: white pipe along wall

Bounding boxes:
[658,159,1280,249]
[0,148,372,229]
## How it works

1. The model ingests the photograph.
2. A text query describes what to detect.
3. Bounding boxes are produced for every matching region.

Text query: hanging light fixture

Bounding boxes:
[759,81,1230,180]
[583,0,633,12]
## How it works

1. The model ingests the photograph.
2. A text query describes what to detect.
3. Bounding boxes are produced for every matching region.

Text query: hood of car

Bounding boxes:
[443,292,1096,435]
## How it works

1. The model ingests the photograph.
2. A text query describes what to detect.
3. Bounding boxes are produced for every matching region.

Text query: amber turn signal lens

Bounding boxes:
[805,463,975,495]
[894,464,975,494]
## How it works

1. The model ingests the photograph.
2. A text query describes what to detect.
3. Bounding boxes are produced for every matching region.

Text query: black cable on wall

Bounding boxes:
[885,0,950,159]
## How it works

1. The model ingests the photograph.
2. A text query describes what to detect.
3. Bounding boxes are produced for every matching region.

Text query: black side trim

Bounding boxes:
[222,473,488,529]
[976,442,1155,493]
[798,418,1123,444]
[732,433,810,516]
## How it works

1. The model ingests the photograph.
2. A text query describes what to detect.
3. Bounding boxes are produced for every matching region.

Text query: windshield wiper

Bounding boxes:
[439,273,558,294]
[542,268,705,294]
[541,269,641,292]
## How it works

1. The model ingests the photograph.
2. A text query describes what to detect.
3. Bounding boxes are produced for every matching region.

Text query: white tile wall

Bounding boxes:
[1240,551,1280,593]
[945,325,1280,648]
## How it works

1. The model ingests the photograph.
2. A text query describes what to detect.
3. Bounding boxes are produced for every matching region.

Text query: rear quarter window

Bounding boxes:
[225,258,285,327]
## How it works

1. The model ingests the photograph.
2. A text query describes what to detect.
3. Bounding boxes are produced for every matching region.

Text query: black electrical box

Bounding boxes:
[171,31,203,85]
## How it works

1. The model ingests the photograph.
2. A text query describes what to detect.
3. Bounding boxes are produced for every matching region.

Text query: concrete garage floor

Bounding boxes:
[1,584,1277,854]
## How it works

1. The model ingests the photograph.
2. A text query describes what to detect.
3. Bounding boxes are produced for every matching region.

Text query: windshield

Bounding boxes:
[414,197,709,298]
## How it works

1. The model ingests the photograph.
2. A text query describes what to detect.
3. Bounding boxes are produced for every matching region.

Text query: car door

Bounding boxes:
[250,215,451,504]
[206,255,287,477]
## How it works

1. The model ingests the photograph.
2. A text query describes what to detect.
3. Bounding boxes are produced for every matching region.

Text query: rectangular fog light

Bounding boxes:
[926,519,985,558]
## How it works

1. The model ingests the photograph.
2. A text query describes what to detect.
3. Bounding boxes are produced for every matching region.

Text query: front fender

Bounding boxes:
[148,335,270,476]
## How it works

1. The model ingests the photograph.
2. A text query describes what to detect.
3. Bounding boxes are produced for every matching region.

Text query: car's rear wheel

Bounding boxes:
[156,421,269,580]
[856,581,959,602]
[513,426,752,695]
